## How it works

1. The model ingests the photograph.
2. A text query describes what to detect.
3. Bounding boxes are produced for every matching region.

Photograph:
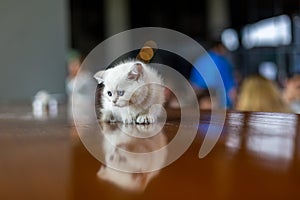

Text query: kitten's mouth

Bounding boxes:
[113,100,130,107]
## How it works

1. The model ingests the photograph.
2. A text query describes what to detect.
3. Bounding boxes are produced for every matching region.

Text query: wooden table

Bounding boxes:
[0,104,299,200]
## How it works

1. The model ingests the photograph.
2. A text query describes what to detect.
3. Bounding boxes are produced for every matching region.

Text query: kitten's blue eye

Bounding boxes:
[117,90,125,96]
[107,91,112,96]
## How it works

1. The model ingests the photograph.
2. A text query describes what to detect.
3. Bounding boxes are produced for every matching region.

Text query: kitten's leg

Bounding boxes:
[121,115,135,124]
[100,109,114,122]
[136,104,164,124]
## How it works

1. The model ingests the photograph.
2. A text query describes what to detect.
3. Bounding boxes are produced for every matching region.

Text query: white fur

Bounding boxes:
[94,60,165,124]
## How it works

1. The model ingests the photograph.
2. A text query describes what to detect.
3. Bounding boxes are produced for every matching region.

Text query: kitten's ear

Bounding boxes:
[128,63,143,81]
[94,70,105,84]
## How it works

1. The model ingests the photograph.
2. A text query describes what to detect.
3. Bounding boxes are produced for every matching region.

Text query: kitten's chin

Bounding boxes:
[113,104,124,107]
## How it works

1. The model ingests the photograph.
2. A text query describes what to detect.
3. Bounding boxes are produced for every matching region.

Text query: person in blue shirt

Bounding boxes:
[190,41,237,109]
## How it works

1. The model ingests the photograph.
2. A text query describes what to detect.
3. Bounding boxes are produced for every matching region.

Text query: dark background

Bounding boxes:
[70,0,300,52]
[70,0,300,83]
[1,0,300,102]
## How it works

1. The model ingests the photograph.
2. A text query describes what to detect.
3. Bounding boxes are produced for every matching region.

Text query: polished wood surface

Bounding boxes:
[0,104,300,200]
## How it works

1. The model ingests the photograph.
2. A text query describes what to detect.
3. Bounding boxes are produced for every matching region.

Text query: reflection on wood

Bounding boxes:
[0,105,299,199]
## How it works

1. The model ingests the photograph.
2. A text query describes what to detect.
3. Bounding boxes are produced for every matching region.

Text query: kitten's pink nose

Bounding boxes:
[112,99,117,104]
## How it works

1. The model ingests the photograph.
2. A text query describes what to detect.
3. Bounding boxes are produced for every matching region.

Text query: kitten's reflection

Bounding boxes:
[97,122,167,192]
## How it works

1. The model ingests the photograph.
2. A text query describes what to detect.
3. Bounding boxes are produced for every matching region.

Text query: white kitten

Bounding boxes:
[94,60,165,124]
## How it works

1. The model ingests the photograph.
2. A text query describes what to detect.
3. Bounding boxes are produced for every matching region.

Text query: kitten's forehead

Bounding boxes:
[104,73,129,87]
[103,61,141,87]
[104,78,134,95]
[105,63,132,78]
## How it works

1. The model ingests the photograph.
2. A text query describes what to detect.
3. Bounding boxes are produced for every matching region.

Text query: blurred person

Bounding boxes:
[65,49,95,120]
[197,89,217,110]
[164,87,179,109]
[235,75,290,113]
[282,74,300,113]
[189,40,237,109]
[65,49,82,94]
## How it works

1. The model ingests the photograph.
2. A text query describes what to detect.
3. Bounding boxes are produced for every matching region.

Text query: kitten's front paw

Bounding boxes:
[100,115,111,122]
[100,110,114,123]
[136,114,155,124]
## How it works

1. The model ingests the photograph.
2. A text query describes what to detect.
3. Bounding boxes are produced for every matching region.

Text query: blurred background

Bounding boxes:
[1,0,300,104]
